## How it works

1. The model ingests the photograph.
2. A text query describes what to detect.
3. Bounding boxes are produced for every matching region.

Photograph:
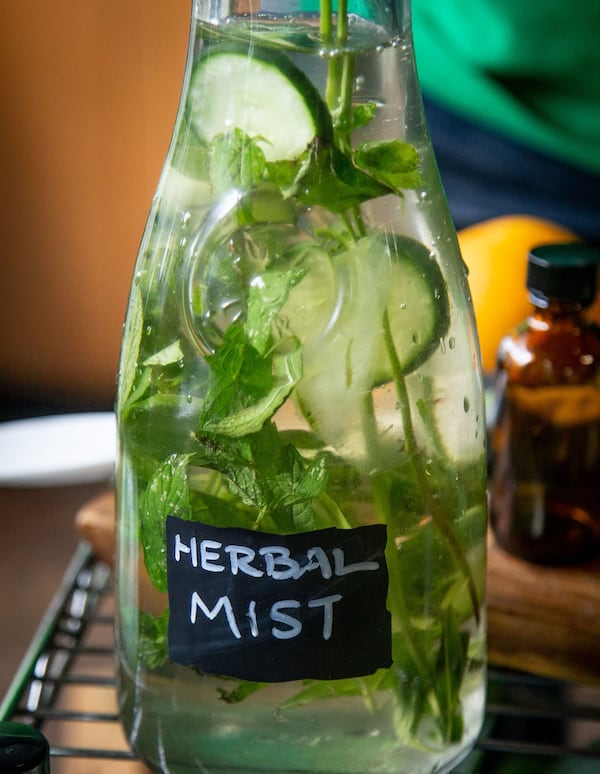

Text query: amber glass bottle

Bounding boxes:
[491,243,600,564]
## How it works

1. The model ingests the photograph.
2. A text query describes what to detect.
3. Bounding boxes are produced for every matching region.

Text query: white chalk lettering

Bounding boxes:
[308,594,342,640]
[200,539,224,572]
[332,547,379,576]
[298,547,333,579]
[174,533,381,581]
[190,593,241,639]
[174,534,198,567]
[271,600,302,639]
[187,594,350,642]
[247,600,259,637]
[259,546,300,580]
[224,544,263,577]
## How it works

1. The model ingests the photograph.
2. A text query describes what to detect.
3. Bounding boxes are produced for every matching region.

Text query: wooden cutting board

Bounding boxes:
[487,530,600,686]
[76,490,600,687]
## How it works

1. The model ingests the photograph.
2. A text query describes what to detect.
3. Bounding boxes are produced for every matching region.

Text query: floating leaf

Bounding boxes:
[141,453,193,591]
[355,139,422,191]
[287,138,389,212]
[143,340,184,367]
[139,609,169,669]
[209,128,266,191]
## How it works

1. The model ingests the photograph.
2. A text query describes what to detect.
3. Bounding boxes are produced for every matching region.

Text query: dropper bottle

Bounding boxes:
[0,722,50,773]
[490,242,600,564]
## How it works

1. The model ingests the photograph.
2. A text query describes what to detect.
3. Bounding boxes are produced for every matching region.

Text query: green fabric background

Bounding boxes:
[411,0,600,172]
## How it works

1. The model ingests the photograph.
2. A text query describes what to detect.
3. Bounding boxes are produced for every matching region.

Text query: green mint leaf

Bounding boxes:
[217,680,267,704]
[203,349,301,438]
[313,226,354,254]
[209,128,266,191]
[287,138,389,212]
[287,455,330,531]
[195,421,329,532]
[118,283,144,412]
[236,184,297,226]
[247,423,329,532]
[250,423,327,510]
[205,323,271,402]
[246,266,306,355]
[282,669,388,708]
[189,487,258,530]
[338,102,377,132]
[143,339,184,367]
[333,145,393,199]
[202,323,273,427]
[194,432,267,513]
[141,453,193,592]
[265,158,303,188]
[311,489,352,530]
[139,609,169,670]
[354,139,422,191]
[201,320,302,438]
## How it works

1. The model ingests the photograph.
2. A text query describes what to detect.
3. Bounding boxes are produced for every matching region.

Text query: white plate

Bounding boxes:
[0,412,117,487]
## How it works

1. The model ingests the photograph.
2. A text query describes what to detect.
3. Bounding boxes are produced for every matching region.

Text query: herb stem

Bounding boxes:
[122,366,152,417]
[361,393,446,726]
[324,0,352,123]
[338,52,355,138]
[320,0,333,42]
[322,0,341,113]
[353,204,367,238]
[382,310,481,625]
[336,0,348,44]
[340,211,360,241]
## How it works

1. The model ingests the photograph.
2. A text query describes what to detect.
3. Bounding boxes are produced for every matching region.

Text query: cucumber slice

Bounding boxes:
[281,233,450,382]
[373,235,450,380]
[188,44,332,162]
[279,233,450,462]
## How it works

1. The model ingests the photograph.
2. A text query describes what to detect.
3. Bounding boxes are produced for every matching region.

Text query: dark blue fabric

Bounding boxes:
[423,97,600,245]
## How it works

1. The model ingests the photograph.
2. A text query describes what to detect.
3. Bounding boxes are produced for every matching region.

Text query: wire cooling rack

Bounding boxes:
[2,542,600,774]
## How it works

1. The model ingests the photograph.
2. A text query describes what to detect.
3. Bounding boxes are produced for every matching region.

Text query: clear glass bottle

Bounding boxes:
[491,243,600,564]
[114,2,488,772]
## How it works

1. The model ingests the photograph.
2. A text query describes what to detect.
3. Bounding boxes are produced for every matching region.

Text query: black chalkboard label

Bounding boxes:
[166,516,391,682]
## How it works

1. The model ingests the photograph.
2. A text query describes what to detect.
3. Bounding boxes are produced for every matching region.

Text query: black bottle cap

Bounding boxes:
[0,722,50,773]
[527,242,600,307]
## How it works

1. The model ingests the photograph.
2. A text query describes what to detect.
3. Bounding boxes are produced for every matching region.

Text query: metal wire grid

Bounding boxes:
[2,542,600,773]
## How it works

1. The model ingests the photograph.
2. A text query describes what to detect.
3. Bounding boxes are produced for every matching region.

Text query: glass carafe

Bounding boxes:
[115,1,488,772]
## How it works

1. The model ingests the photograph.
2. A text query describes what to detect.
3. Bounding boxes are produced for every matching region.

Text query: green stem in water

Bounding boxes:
[322,0,340,112]
[324,0,353,122]
[320,0,333,42]
[361,391,449,729]
[317,0,479,734]
[336,0,348,44]
[382,310,481,626]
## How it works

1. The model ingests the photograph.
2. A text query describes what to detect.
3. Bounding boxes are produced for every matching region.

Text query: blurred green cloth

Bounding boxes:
[412,0,600,173]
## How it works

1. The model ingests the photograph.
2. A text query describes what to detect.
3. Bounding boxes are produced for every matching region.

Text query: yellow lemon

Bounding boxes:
[458,215,579,374]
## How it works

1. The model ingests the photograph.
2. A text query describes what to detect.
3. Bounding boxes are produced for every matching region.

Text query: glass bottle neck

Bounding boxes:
[192,1,410,39]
